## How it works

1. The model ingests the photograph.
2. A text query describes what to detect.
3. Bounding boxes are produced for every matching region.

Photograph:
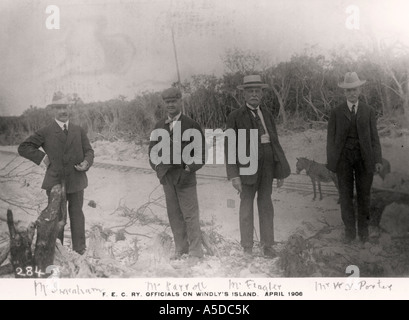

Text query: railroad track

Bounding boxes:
[0,149,339,198]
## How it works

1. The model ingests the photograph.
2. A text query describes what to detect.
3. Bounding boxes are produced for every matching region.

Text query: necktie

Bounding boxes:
[63,123,68,135]
[351,105,356,115]
[251,109,266,136]
[165,117,177,131]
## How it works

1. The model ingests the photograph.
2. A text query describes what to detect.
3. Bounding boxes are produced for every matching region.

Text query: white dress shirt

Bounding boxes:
[167,112,182,131]
[347,100,358,114]
[55,119,69,131]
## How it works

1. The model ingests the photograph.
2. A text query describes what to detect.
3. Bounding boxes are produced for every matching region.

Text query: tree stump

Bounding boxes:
[34,183,66,276]
[5,183,66,278]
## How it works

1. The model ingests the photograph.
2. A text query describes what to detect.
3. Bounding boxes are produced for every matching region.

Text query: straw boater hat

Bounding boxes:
[237,75,269,90]
[47,92,71,107]
[338,72,367,89]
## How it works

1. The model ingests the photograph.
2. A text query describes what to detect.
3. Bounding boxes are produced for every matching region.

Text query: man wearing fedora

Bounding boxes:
[225,75,291,258]
[18,92,94,255]
[327,72,383,243]
[149,87,206,265]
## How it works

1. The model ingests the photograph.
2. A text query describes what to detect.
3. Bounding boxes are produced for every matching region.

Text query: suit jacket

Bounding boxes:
[149,114,206,186]
[326,101,382,173]
[18,121,94,193]
[225,105,291,184]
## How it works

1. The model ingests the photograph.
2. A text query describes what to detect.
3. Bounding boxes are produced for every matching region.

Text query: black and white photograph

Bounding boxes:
[0,0,408,301]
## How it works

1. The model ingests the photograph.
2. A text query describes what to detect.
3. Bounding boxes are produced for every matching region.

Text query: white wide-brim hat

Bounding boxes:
[47,92,71,107]
[338,72,367,89]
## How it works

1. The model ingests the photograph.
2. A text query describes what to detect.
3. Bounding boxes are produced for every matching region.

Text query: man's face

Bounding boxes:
[243,87,263,107]
[53,104,69,122]
[344,87,361,104]
[164,98,182,117]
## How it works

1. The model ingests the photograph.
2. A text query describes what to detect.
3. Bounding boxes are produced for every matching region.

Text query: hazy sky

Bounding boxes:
[0,0,408,115]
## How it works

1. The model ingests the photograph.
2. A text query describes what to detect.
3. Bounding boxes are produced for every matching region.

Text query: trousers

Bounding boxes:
[162,174,203,258]
[239,143,275,249]
[336,148,373,240]
[47,189,86,253]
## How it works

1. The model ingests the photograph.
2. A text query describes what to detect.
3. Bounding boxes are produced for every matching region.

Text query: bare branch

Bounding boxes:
[0,180,21,184]
[382,83,404,98]
[0,198,37,215]
[0,243,10,266]
[0,213,7,223]
[303,93,326,119]
[4,161,28,177]
[0,155,19,172]
[226,90,243,110]
[123,230,151,238]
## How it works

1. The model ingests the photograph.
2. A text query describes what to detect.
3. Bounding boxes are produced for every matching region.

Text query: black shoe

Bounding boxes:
[187,256,203,267]
[170,252,187,260]
[170,253,182,260]
[359,229,369,243]
[359,236,369,243]
[343,228,356,244]
[342,235,356,244]
[263,247,277,259]
[76,248,86,255]
[243,247,253,256]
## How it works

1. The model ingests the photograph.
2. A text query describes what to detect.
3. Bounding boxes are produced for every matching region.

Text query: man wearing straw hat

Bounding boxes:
[225,75,290,258]
[327,72,383,243]
[18,92,94,255]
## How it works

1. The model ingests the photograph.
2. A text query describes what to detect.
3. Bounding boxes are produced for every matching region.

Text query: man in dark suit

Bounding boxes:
[18,92,94,254]
[225,75,291,258]
[327,72,383,243]
[149,87,206,265]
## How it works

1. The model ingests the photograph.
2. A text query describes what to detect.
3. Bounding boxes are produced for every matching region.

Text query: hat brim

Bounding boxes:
[162,96,182,101]
[47,98,72,107]
[338,80,366,89]
[237,84,269,90]
[47,103,70,107]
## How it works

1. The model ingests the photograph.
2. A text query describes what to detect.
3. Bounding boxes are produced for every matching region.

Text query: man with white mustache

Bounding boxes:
[225,75,291,259]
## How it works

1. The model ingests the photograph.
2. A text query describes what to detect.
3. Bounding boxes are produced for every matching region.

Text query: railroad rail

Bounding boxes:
[0,149,339,198]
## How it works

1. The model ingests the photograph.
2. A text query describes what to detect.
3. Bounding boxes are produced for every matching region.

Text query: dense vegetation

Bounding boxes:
[1,43,408,145]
